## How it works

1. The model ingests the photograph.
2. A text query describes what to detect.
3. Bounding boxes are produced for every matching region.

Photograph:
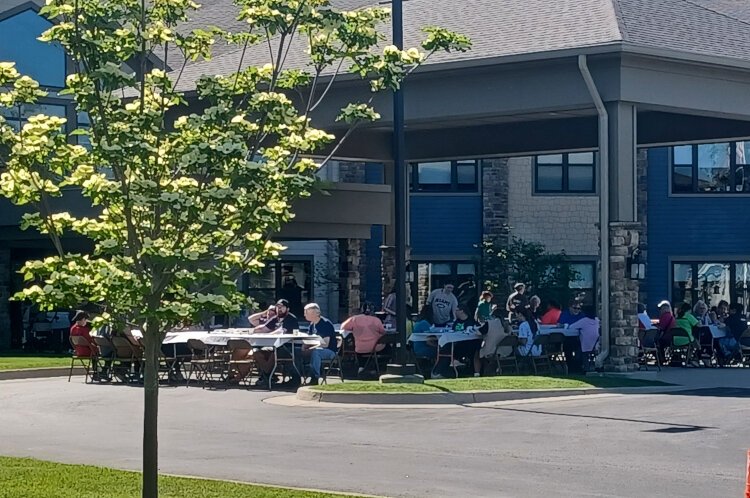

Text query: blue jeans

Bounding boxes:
[309,348,337,378]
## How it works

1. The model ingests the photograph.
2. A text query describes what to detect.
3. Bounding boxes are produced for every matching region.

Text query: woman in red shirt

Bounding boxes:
[70,311,94,357]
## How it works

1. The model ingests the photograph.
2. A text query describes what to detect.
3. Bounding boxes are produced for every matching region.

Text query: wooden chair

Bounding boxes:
[638,328,661,371]
[69,336,96,383]
[494,335,520,375]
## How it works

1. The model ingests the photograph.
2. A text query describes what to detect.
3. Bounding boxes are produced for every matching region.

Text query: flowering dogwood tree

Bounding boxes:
[0,0,469,496]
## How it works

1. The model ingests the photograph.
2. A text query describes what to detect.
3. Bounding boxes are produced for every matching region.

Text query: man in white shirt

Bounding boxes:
[426,283,458,326]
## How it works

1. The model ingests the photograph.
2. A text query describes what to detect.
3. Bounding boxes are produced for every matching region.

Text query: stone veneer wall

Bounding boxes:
[0,248,10,349]
[338,162,367,316]
[481,158,510,243]
[607,222,641,372]
[506,156,600,256]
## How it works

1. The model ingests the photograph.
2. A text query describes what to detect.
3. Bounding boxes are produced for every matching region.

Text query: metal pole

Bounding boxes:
[392,0,408,362]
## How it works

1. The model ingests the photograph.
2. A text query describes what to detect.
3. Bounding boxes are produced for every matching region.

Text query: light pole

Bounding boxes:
[392,0,410,365]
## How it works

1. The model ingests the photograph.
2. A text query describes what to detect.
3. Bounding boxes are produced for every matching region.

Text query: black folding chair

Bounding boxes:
[494,335,520,375]
[359,334,398,375]
[69,336,96,383]
[638,328,661,371]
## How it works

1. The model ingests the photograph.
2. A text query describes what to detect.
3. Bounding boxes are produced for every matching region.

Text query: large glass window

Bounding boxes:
[671,142,750,194]
[672,261,741,309]
[569,262,596,307]
[243,259,312,318]
[0,103,66,132]
[0,10,66,88]
[411,160,478,192]
[534,151,595,193]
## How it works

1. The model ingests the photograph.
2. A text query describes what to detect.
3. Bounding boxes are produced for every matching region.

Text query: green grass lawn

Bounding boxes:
[0,352,72,371]
[0,457,364,498]
[312,375,670,393]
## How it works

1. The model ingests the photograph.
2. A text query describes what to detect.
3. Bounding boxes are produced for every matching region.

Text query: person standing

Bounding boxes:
[382,286,397,328]
[475,291,494,324]
[505,283,528,320]
[426,283,458,327]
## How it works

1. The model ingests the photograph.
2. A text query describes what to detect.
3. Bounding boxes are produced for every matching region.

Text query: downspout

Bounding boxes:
[578,55,610,366]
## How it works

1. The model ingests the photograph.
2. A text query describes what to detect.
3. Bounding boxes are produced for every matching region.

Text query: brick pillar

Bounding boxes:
[0,248,11,350]
[481,158,510,244]
[341,239,362,317]
[606,222,641,372]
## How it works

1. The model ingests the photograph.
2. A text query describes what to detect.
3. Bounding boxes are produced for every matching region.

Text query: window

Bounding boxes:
[534,152,595,193]
[412,261,477,313]
[411,160,478,192]
[670,261,748,309]
[242,259,312,318]
[569,262,596,307]
[0,103,67,132]
[0,10,66,88]
[670,142,750,194]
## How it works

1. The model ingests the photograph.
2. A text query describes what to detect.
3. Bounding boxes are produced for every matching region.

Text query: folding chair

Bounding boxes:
[186,339,218,388]
[528,335,552,375]
[667,329,694,366]
[69,336,96,383]
[494,335,520,375]
[93,336,115,379]
[226,339,255,387]
[359,334,398,376]
[638,328,661,371]
[695,326,716,367]
[111,336,142,382]
[546,332,568,375]
[320,334,344,384]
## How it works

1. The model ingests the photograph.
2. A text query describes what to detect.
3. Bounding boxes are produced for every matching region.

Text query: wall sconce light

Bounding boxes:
[628,247,646,280]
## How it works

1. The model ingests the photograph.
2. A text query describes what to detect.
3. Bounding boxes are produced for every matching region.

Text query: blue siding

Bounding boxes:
[410,195,482,256]
[646,147,750,310]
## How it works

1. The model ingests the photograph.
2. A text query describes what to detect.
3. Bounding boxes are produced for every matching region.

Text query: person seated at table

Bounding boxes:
[298,303,338,386]
[411,305,438,361]
[474,290,494,324]
[692,300,716,327]
[478,306,514,362]
[674,302,699,352]
[70,311,105,381]
[517,309,542,357]
[452,307,478,332]
[558,299,584,327]
[427,283,458,327]
[717,303,745,364]
[249,305,276,327]
[715,300,730,325]
[246,299,299,385]
[569,306,600,354]
[539,300,562,325]
[341,302,386,373]
[654,300,677,363]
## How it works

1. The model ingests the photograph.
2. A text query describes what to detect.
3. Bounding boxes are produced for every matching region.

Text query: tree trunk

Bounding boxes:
[142,318,161,498]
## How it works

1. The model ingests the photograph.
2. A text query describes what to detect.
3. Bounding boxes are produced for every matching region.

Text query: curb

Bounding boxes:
[0,366,84,381]
[296,385,681,405]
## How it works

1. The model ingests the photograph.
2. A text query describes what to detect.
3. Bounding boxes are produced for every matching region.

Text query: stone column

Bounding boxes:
[636,149,649,305]
[0,248,11,350]
[341,239,362,317]
[607,222,641,372]
[481,158,510,244]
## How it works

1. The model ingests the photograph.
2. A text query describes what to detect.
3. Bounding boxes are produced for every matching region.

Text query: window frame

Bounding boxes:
[670,259,750,310]
[411,260,477,309]
[410,159,479,193]
[533,151,597,195]
[669,142,750,195]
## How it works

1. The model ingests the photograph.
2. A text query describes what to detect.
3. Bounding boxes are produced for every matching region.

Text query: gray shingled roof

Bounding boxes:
[165,0,750,92]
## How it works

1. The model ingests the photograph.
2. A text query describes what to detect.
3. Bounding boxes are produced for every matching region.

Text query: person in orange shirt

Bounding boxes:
[539,300,562,325]
[341,303,386,374]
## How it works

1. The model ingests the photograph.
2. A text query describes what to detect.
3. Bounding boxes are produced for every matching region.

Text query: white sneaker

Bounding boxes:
[450,359,465,368]
[473,373,480,377]
[431,372,445,379]
[357,367,365,374]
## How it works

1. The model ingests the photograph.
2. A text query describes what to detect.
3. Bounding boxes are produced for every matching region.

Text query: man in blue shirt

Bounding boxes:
[558,299,584,326]
[301,303,338,386]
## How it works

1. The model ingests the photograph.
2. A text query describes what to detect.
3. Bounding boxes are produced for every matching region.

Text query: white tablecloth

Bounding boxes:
[436,331,482,348]
[538,326,581,337]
